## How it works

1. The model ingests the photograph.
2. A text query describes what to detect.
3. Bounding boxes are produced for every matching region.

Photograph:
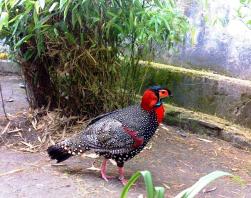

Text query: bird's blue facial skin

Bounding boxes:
[149,85,162,91]
[148,85,171,107]
[154,100,162,107]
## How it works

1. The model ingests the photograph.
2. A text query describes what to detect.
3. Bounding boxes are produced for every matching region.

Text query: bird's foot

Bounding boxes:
[101,159,115,182]
[121,179,128,186]
[119,176,128,185]
[101,172,115,182]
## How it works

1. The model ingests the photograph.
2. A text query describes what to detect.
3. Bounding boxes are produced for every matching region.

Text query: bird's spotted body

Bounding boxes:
[47,86,171,184]
[90,105,159,167]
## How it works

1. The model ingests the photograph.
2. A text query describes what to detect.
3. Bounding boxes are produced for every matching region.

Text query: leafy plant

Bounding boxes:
[0,52,8,59]
[121,170,233,198]
[237,0,251,29]
[175,171,232,198]
[121,171,165,198]
[200,0,251,29]
[0,0,189,117]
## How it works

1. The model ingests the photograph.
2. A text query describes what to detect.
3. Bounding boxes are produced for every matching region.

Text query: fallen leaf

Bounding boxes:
[86,165,100,171]
[20,141,34,149]
[51,164,66,166]
[109,159,117,166]
[38,136,42,142]
[160,125,169,131]
[197,138,212,143]
[1,121,11,135]
[179,169,186,173]
[19,83,26,88]
[231,168,238,172]
[82,153,99,159]
[203,186,217,193]
[144,142,153,150]
[6,97,14,102]
[7,128,22,134]
[163,183,171,189]
[0,168,24,177]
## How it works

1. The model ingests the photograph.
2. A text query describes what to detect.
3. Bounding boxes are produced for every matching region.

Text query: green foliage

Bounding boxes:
[0,0,189,116]
[121,170,234,198]
[175,171,232,198]
[201,0,251,29]
[237,0,251,29]
[120,171,165,198]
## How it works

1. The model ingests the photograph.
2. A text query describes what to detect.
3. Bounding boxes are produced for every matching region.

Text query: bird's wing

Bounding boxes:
[87,110,119,126]
[82,118,142,154]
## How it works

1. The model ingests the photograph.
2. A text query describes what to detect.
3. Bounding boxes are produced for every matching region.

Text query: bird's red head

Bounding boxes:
[141,86,172,123]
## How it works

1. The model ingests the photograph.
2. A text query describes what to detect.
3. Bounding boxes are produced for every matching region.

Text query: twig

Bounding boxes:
[0,168,24,177]
[0,83,9,120]
[1,121,11,135]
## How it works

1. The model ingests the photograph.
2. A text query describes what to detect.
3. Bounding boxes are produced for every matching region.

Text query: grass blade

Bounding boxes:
[120,170,157,198]
[175,171,232,198]
[141,170,154,198]
[120,171,141,198]
[154,186,165,198]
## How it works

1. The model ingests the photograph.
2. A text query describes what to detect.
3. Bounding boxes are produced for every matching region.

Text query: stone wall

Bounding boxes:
[136,62,251,128]
[156,0,251,80]
[0,40,8,53]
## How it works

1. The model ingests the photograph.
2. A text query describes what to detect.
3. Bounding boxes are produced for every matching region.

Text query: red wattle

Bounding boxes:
[154,105,165,123]
[141,90,158,111]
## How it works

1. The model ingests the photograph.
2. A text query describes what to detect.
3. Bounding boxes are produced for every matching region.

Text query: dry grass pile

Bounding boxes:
[0,108,88,152]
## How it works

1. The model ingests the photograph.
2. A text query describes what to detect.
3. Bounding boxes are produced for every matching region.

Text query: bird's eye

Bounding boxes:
[161,91,166,94]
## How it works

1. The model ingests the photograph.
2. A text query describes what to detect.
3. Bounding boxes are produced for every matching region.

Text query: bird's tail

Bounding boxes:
[47,144,72,163]
[47,135,89,163]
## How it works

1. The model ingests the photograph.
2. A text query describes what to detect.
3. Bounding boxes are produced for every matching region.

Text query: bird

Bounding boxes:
[47,85,172,185]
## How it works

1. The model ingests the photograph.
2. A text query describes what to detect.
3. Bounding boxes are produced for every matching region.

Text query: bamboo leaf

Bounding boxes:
[65,32,76,44]
[35,1,40,14]
[23,49,35,61]
[0,11,8,30]
[14,34,33,49]
[9,0,19,8]
[54,28,59,37]
[63,0,71,21]
[49,2,58,12]
[38,0,45,9]
[60,0,67,10]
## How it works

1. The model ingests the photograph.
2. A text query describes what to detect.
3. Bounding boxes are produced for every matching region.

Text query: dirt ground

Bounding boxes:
[0,74,251,198]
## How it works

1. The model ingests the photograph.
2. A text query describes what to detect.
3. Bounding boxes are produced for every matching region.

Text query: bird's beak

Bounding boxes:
[167,89,173,97]
[159,89,173,99]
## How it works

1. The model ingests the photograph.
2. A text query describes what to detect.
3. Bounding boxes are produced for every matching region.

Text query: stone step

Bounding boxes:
[0,60,20,74]
[138,61,251,128]
[163,103,251,150]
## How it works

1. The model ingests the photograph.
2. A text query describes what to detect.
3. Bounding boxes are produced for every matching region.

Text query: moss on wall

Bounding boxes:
[128,62,251,129]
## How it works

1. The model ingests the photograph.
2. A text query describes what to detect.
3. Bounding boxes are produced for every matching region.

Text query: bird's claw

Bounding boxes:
[101,173,115,182]
[119,176,128,185]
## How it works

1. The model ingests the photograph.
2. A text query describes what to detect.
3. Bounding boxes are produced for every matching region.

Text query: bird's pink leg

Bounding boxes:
[100,159,114,182]
[118,167,128,185]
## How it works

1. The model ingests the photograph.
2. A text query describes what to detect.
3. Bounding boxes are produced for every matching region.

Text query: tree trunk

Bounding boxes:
[21,61,56,109]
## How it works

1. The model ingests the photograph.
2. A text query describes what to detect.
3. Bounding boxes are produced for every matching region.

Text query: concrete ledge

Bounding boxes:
[137,61,251,128]
[164,103,251,150]
[0,60,20,74]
